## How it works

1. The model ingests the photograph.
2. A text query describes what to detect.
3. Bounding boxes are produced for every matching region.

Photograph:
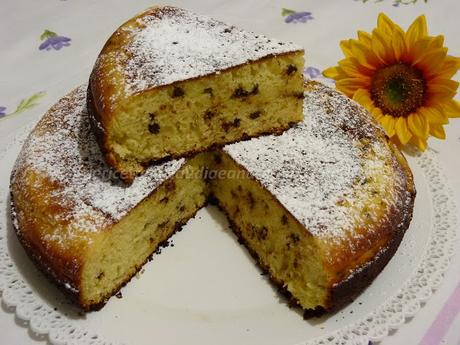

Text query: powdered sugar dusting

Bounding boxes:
[121,6,302,93]
[13,85,185,234]
[224,82,400,241]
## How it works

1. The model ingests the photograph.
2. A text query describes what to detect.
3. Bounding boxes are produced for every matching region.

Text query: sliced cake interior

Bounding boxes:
[88,6,304,181]
[80,154,209,307]
[209,151,329,309]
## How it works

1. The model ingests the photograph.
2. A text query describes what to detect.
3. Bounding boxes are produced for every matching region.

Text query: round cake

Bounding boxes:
[10,81,415,314]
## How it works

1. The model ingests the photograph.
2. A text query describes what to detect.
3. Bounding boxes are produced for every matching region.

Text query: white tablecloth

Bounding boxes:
[1,0,459,344]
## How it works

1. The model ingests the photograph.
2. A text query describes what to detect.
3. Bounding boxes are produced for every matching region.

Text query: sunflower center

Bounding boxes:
[370,63,426,117]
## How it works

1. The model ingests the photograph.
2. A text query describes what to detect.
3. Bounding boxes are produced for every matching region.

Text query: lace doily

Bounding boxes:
[0,125,456,345]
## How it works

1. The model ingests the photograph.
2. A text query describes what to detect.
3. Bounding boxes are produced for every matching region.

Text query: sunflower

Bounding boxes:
[323,13,460,151]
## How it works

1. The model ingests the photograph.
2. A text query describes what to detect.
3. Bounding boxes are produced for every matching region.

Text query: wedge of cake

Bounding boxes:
[210,82,415,313]
[10,86,209,309]
[10,82,415,313]
[88,6,305,183]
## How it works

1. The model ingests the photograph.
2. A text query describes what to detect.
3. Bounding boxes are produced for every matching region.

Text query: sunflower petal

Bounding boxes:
[349,39,382,69]
[428,78,459,93]
[380,115,396,137]
[352,88,372,106]
[357,30,372,47]
[419,107,449,125]
[323,66,341,79]
[411,136,428,151]
[336,77,371,97]
[427,81,459,101]
[441,99,460,118]
[377,13,397,35]
[338,58,375,77]
[372,29,394,64]
[392,26,407,61]
[394,117,412,144]
[406,15,428,49]
[429,35,445,49]
[371,106,384,121]
[429,124,446,139]
[415,48,448,73]
[436,56,460,79]
[408,112,429,138]
[409,37,431,62]
[340,39,354,58]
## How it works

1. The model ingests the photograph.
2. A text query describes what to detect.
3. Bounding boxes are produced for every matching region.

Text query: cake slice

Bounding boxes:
[10,86,209,310]
[210,82,415,313]
[88,6,304,183]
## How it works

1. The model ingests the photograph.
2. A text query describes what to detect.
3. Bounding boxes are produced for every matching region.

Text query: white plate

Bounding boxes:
[0,124,456,345]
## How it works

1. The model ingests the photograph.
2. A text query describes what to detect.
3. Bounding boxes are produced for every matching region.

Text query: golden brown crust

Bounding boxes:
[10,186,84,306]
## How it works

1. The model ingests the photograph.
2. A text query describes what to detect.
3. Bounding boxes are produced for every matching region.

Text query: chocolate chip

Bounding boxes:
[281,214,288,225]
[231,84,258,99]
[159,196,169,203]
[249,111,261,119]
[158,220,169,229]
[222,118,241,131]
[294,92,304,99]
[290,233,300,243]
[164,180,176,192]
[148,123,160,134]
[286,64,298,75]
[232,87,249,98]
[213,154,222,164]
[204,110,215,120]
[247,191,255,209]
[172,86,184,97]
[256,226,268,241]
[203,87,213,96]
[148,113,156,121]
[115,291,123,299]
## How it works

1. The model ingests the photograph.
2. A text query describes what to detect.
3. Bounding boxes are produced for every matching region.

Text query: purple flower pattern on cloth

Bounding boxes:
[355,0,427,6]
[39,30,71,51]
[304,67,322,79]
[282,8,313,23]
[0,107,6,119]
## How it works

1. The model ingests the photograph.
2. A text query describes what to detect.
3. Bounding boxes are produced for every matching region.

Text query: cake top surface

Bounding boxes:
[224,82,410,245]
[13,85,185,235]
[101,6,303,95]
